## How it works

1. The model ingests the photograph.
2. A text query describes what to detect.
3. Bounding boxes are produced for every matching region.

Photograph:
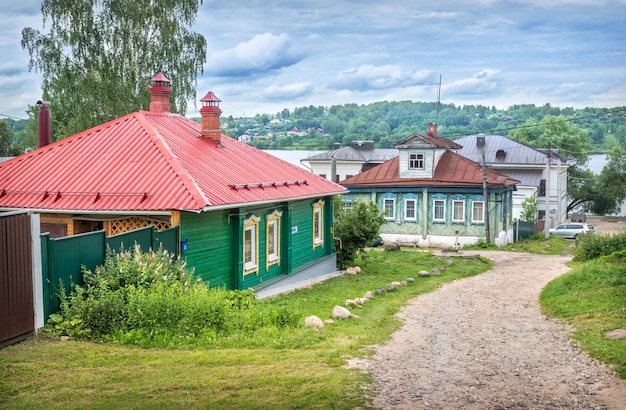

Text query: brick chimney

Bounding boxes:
[149,72,171,113]
[200,91,222,141]
[427,122,438,137]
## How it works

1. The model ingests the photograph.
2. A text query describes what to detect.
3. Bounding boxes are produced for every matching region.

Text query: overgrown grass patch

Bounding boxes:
[464,234,574,255]
[0,250,491,409]
[540,254,626,378]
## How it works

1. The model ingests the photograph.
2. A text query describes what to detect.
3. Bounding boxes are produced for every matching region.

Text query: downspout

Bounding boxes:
[422,188,428,239]
[332,226,343,270]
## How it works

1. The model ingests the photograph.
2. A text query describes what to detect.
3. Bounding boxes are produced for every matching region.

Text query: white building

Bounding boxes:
[455,134,573,228]
[301,141,398,183]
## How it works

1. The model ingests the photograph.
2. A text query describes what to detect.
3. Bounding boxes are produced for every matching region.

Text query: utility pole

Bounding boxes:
[544,142,551,239]
[477,135,490,243]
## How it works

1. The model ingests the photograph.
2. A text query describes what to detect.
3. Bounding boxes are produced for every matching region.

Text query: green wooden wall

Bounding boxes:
[180,209,234,289]
[180,196,336,290]
[343,190,514,240]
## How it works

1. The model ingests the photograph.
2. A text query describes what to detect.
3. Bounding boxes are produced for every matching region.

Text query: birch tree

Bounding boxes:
[22,0,206,139]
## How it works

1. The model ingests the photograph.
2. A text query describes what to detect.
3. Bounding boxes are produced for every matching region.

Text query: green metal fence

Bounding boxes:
[41,226,179,320]
[513,220,536,241]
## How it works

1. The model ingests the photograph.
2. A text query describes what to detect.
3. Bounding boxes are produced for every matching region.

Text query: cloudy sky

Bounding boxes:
[1,0,625,120]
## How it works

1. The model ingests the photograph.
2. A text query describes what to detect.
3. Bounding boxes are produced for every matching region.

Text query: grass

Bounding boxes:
[540,255,626,378]
[0,250,491,410]
[464,233,575,255]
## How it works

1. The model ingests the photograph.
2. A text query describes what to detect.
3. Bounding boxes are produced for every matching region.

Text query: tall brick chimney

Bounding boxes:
[200,91,222,141]
[427,122,438,137]
[149,72,171,113]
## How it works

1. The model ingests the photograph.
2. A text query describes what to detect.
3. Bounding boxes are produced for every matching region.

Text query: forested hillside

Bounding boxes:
[219,102,626,153]
[2,102,625,155]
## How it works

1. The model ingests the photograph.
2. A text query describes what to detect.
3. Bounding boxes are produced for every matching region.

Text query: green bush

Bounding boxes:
[46,246,306,348]
[83,244,193,292]
[574,232,626,261]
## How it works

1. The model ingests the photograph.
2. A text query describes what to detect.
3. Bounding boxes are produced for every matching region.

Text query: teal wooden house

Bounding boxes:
[340,124,518,248]
[0,73,347,290]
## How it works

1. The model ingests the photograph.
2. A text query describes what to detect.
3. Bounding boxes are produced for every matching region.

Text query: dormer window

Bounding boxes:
[496,149,506,160]
[409,153,425,170]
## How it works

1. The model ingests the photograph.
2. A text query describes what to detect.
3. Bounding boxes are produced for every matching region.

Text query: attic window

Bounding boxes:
[496,150,506,160]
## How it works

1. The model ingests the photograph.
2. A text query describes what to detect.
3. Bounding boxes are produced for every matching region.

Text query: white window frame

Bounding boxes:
[266,210,282,268]
[471,201,485,223]
[383,197,396,221]
[313,199,325,248]
[409,153,425,170]
[243,215,260,275]
[433,199,446,222]
[452,200,465,223]
[404,198,417,221]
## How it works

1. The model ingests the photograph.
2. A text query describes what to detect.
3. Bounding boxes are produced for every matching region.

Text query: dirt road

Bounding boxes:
[349,250,626,409]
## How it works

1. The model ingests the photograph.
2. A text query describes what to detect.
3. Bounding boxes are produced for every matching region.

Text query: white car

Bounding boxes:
[549,223,595,239]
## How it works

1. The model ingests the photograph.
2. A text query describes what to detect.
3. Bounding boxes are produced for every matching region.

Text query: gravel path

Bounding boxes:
[349,251,626,409]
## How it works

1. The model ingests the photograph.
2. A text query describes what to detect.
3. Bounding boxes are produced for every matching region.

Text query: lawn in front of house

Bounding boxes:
[0,250,491,410]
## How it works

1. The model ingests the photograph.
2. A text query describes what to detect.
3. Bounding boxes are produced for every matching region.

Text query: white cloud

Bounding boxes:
[263,83,314,101]
[444,69,504,96]
[329,65,434,91]
[204,33,306,78]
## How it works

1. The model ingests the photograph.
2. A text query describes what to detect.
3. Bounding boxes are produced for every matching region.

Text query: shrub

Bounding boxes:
[83,244,194,292]
[574,232,626,261]
[46,245,305,348]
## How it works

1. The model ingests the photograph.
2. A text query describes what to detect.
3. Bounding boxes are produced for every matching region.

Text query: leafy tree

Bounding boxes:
[566,167,598,215]
[21,0,206,139]
[509,115,597,215]
[508,115,591,165]
[0,121,21,156]
[593,147,626,215]
[519,196,538,222]
[333,199,385,263]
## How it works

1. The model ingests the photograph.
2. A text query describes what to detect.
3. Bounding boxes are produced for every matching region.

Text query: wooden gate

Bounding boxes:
[0,212,35,347]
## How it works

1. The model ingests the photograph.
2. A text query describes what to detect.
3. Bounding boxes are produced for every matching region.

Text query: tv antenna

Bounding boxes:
[435,74,442,126]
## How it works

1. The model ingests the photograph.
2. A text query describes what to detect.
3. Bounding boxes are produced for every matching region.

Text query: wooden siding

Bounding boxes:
[1,212,34,346]
[180,210,234,289]
[289,198,332,271]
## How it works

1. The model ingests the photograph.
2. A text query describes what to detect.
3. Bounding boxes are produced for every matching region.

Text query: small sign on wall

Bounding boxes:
[291,226,298,234]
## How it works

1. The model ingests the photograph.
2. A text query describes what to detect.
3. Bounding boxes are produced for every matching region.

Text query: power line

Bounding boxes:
[0,113,28,121]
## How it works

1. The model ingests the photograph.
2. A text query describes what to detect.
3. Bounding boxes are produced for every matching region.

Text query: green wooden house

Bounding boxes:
[340,124,519,248]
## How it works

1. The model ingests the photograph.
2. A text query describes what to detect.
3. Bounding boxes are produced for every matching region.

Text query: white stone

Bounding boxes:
[363,290,374,299]
[333,305,352,319]
[345,299,358,308]
[304,315,324,330]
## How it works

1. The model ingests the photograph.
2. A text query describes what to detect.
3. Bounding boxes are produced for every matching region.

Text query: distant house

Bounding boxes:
[0,73,346,290]
[302,141,398,183]
[340,124,518,248]
[455,134,572,227]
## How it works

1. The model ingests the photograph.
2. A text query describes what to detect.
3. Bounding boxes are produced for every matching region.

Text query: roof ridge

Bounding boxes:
[134,111,211,209]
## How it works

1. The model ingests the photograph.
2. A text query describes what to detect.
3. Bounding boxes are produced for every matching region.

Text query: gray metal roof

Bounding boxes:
[302,146,398,163]
[454,134,570,166]
[496,169,542,187]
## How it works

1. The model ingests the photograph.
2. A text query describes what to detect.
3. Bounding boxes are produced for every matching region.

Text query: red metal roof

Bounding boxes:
[341,151,519,187]
[0,111,346,212]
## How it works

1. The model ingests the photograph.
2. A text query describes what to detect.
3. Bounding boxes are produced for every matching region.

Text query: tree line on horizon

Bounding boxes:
[220,101,626,154]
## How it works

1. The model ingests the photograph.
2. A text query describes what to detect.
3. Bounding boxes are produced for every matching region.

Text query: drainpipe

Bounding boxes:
[422,188,428,239]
